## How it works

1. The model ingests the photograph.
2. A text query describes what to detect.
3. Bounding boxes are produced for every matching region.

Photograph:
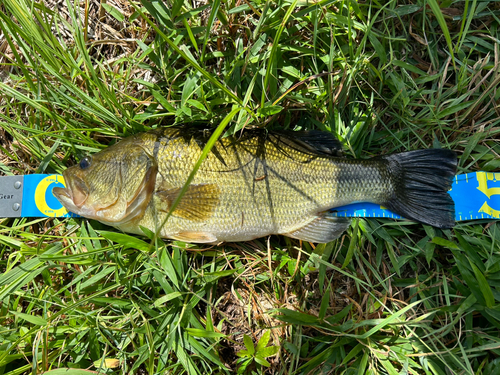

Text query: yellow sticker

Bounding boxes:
[477,172,500,199]
[34,175,68,217]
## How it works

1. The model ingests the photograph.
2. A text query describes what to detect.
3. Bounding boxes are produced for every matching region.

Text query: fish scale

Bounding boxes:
[149,132,320,240]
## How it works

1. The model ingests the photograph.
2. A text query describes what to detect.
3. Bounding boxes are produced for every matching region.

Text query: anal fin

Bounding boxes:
[285,215,351,243]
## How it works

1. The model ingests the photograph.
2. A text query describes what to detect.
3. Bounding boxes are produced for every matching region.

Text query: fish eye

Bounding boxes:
[79,157,91,170]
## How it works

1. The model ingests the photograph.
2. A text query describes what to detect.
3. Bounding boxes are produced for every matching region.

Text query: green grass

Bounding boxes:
[1,0,500,373]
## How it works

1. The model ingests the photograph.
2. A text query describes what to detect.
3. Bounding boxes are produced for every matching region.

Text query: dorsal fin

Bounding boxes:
[271,130,343,156]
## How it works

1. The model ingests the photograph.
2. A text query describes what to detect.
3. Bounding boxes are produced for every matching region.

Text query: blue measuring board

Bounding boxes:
[330,172,500,221]
[21,174,79,218]
[8,172,500,221]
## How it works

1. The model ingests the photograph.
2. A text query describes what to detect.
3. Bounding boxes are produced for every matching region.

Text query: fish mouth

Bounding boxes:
[52,186,71,202]
[52,170,89,214]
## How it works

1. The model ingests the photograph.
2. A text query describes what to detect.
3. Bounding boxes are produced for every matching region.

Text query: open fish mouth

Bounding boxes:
[52,185,71,202]
[52,170,89,213]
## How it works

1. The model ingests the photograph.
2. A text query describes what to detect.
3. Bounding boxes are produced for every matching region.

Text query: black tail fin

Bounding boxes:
[382,149,457,229]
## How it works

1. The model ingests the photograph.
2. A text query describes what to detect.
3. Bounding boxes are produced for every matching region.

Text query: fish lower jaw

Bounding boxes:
[54,194,82,217]
[55,197,113,224]
[71,209,132,226]
[66,205,99,221]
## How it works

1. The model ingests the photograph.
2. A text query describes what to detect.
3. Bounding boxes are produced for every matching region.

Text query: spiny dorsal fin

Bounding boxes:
[271,130,344,156]
[155,183,220,221]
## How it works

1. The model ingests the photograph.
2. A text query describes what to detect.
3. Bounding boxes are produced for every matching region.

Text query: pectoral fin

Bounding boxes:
[155,184,220,221]
[285,215,351,243]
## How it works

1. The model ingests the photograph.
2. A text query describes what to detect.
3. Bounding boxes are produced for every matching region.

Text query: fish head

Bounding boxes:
[53,138,157,225]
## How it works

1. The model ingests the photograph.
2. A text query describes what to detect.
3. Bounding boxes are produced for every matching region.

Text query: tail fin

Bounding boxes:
[382,149,457,229]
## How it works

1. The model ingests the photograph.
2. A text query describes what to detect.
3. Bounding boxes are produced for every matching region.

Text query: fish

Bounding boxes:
[52,127,457,244]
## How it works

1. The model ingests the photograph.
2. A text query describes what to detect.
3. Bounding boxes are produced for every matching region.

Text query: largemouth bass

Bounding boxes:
[53,128,457,243]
